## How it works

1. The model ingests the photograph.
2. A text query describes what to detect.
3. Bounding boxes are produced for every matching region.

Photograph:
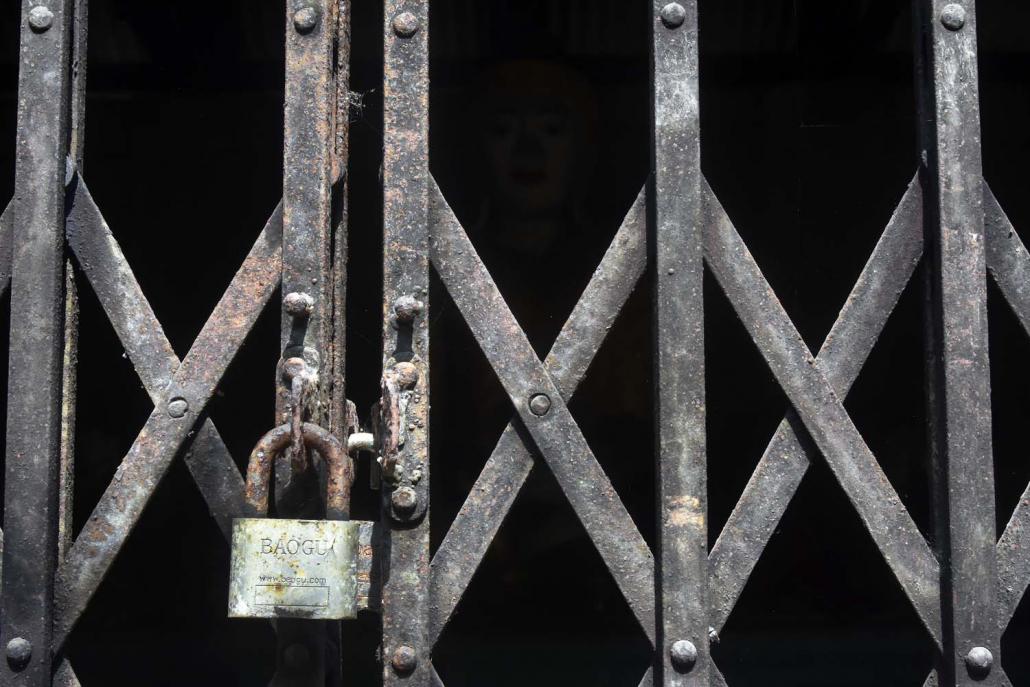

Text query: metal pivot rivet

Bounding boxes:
[393,295,423,323]
[669,639,698,673]
[529,393,551,416]
[391,486,418,518]
[284,291,315,318]
[940,3,966,31]
[394,361,420,389]
[392,11,419,38]
[5,638,32,671]
[167,397,189,419]
[293,6,319,33]
[660,3,686,29]
[28,5,54,32]
[964,646,993,678]
[391,645,417,674]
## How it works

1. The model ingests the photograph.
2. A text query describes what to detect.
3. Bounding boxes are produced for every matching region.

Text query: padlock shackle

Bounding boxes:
[244,422,353,520]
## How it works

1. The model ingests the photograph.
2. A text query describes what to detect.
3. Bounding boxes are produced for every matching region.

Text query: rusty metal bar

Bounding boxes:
[382,0,432,684]
[330,0,352,440]
[915,1,1000,684]
[707,176,925,632]
[429,184,656,641]
[64,179,255,540]
[428,186,648,643]
[54,209,282,649]
[702,180,943,647]
[1,1,74,684]
[650,1,707,683]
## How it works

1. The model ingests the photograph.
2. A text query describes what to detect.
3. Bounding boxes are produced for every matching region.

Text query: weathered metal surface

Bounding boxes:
[707,175,925,632]
[429,186,648,642]
[651,1,707,683]
[382,0,432,682]
[55,198,283,649]
[429,184,656,641]
[915,1,999,684]
[702,177,943,647]
[2,2,74,684]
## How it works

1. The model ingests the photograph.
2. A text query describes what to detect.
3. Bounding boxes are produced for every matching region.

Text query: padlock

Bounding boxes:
[228,421,361,620]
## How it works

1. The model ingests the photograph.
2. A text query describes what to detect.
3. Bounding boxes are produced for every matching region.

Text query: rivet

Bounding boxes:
[391,645,417,674]
[28,6,54,32]
[392,486,418,517]
[392,11,419,38]
[393,361,420,389]
[660,3,686,29]
[940,3,966,31]
[393,295,423,323]
[167,397,189,419]
[529,393,551,416]
[293,6,319,33]
[6,637,32,671]
[669,639,697,673]
[964,646,993,678]
[284,291,314,318]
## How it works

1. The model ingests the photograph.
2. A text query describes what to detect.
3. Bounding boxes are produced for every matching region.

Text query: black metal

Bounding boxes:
[650,1,707,684]
[2,2,74,685]
[381,0,432,684]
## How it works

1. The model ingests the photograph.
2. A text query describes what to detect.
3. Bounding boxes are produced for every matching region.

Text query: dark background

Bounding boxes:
[1,0,1029,685]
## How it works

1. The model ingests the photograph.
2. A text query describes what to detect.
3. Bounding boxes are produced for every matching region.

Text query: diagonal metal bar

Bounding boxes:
[64,177,256,540]
[429,180,656,642]
[0,199,11,296]
[428,186,647,643]
[702,180,943,647]
[985,183,1030,625]
[54,194,282,648]
[708,175,925,632]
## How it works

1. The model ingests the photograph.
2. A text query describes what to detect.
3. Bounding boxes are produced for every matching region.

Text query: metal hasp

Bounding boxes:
[915,1,1001,684]
[381,0,432,683]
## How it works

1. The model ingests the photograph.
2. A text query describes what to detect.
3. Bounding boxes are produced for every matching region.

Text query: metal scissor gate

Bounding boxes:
[1,1,1029,685]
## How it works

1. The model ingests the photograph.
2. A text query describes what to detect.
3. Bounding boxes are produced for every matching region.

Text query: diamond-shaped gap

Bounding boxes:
[714,457,936,686]
[701,0,916,352]
[988,279,1030,536]
[70,265,154,539]
[83,0,284,361]
[429,267,512,555]
[66,456,275,686]
[433,467,651,687]
[841,266,932,541]
[705,267,794,548]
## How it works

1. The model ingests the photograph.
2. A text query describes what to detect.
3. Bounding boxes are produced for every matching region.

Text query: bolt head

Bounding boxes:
[6,638,32,670]
[393,295,424,323]
[28,6,54,32]
[167,397,189,418]
[391,486,418,517]
[391,645,418,673]
[393,361,420,389]
[393,11,419,38]
[660,3,687,29]
[528,393,551,416]
[669,639,697,673]
[293,6,319,33]
[284,291,314,318]
[940,3,966,31]
[965,646,993,678]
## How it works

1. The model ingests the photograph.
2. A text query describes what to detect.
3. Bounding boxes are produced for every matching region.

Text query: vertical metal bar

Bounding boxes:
[382,0,431,684]
[276,1,337,685]
[330,0,352,440]
[1,1,74,685]
[915,1,1000,684]
[650,1,707,684]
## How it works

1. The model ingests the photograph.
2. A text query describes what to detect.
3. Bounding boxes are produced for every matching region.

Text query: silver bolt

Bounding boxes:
[392,11,419,38]
[28,6,54,32]
[167,397,189,419]
[660,3,686,29]
[964,646,993,678]
[293,6,319,33]
[6,637,32,670]
[669,639,697,673]
[940,3,966,31]
[391,645,417,673]
[529,393,551,416]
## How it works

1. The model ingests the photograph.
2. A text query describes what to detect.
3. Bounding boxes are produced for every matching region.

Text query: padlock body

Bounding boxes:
[229,518,360,619]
